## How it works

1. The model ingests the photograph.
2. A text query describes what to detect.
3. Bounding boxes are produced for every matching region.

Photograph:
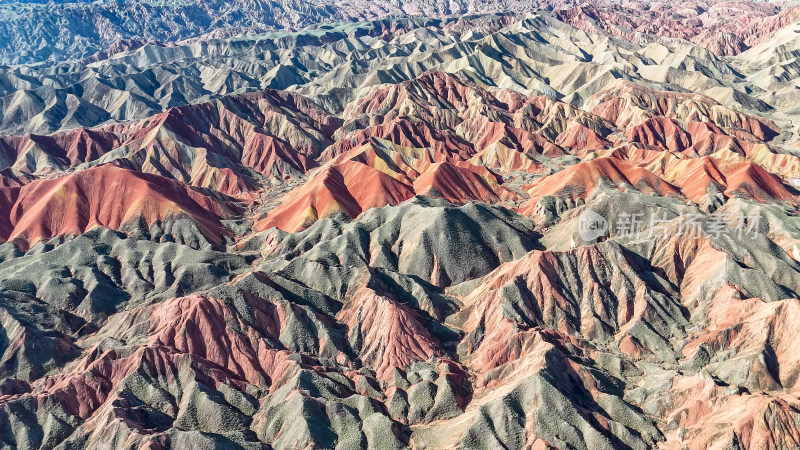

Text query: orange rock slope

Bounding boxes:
[1,6,800,450]
[0,164,238,248]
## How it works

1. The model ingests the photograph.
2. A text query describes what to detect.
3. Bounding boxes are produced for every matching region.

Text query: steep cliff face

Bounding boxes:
[1,3,800,449]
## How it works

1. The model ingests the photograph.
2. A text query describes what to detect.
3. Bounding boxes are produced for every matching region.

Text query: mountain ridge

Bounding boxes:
[0,3,799,449]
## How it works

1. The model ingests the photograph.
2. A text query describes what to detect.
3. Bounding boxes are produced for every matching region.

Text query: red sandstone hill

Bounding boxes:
[517,157,683,215]
[256,156,515,232]
[556,1,798,56]
[324,117,476,162]
[665,156,796,203]
[1,8,800,450]
[336,71,616,172]
[258,137,516,232]
[0,164,238,248]
[0,89,340,197]
[255,160,416,232]
[518,153,795,217]
[587,80,781,142]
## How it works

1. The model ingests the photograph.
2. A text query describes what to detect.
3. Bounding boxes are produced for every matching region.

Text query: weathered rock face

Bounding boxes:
[1,0,795,65]
[0,164,243,250]
[1,4,800,450]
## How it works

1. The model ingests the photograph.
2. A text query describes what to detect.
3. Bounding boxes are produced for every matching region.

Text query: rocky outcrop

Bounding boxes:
[0,5,799,450]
